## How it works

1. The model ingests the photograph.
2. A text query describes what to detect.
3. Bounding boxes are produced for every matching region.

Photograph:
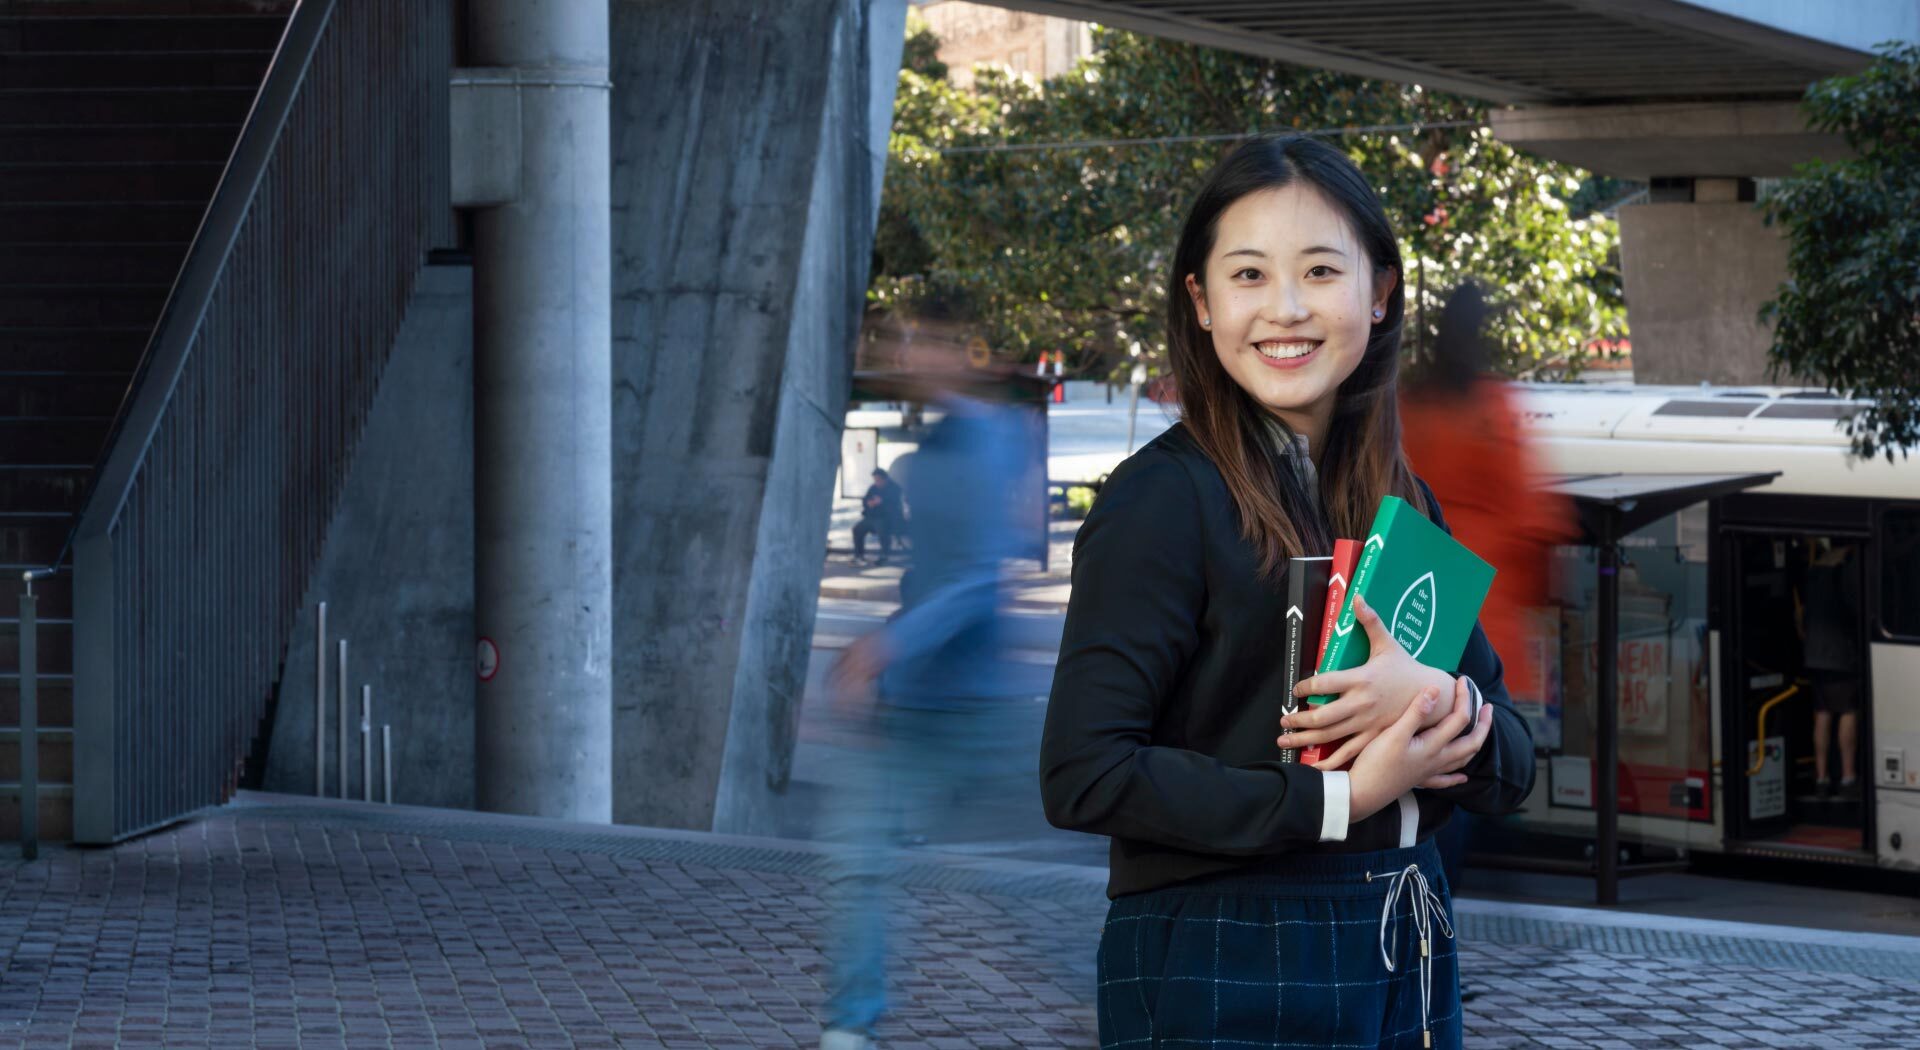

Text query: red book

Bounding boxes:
[1302,538,1360,766]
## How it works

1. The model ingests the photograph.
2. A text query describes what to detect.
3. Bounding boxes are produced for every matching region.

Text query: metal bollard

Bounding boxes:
[18,570,51,861]
[315,602,327,797]
[382,724,392,804]
[336,640,349,799]
[360,685,372,803]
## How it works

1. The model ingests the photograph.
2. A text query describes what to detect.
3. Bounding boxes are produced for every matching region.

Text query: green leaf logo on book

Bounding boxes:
[1309,495,1495,707]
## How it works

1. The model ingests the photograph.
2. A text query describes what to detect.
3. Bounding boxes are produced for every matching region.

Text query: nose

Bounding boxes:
[1263,277,1312,325]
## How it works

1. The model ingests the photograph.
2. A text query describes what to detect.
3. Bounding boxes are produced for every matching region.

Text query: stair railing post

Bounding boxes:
[316,602,327,797]
[336,640,349,799]
[19,570,53,860]
[360,685,372,803]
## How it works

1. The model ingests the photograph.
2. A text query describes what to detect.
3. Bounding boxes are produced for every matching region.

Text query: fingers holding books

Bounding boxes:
[1345,683,1444,820]
[1352,592,1401,655]
[1412,676,1492,785]
[1347,677,1491,819]
[1286,594,1455,746]
[1276,686,1375,749]
[1307,729,1373,771]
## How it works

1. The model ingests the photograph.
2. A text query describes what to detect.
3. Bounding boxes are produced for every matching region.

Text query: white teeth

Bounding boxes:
[1256,341,1318,360]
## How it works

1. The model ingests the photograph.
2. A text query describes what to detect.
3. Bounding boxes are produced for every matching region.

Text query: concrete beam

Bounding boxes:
[610,0,905,835]
[1488,101,1849,180]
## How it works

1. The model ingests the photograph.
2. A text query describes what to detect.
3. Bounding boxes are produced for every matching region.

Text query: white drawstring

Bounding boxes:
[1366,863,1455,1048]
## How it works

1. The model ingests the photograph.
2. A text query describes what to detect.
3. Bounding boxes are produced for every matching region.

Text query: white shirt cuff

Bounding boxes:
[1319,770,1351,842]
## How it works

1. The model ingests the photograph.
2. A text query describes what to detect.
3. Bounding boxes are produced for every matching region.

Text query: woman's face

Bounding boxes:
[1185,183,1394,436]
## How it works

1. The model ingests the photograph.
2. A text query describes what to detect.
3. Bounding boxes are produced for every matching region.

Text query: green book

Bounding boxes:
[1309,495,1495,706]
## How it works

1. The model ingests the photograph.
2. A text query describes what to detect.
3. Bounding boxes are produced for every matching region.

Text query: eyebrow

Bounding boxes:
[1221,245,1348,260]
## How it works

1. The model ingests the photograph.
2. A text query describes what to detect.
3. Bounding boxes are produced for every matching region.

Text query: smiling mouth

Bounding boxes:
[1254,340,1320,361]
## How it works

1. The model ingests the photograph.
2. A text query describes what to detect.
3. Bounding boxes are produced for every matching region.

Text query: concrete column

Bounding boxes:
[610,0,906,834]
[468,0,614,820]
[1487,102,1843,386]
[1617,195,1790,385]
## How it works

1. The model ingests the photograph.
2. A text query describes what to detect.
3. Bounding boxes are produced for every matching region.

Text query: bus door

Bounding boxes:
[1721,523,1872,857]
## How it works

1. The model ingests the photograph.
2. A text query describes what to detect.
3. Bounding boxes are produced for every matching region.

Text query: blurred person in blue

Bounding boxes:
[817,361,1033,1050]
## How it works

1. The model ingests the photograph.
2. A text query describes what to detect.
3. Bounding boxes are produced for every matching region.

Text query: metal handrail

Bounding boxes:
[15,570,54,859]
[1746,681,1805,777]
[62,0,451,843]
[63,0,335,559]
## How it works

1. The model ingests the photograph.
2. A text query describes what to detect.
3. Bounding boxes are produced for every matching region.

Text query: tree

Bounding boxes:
[871,28,1626,382]
[1762,42,1920,460]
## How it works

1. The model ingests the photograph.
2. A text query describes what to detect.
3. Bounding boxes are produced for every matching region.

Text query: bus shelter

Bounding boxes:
[1546,471,1780,904]
[846,369,1054,571]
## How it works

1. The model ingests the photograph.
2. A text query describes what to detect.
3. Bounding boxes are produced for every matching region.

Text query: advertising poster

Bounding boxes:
[1617,633,1670,736]
[1510,607,1563,750]
[1748,736,1787,820]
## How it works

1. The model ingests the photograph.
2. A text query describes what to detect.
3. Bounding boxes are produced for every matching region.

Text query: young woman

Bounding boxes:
[1040,135,1536,1049]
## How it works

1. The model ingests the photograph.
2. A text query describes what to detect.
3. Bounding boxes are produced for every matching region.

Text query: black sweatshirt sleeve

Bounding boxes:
[1039,451,1332,855]
[1415,480,1538,815]
[1428,620,1538,814]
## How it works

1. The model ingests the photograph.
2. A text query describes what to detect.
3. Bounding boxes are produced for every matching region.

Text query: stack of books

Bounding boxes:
[1278,495,1496,768]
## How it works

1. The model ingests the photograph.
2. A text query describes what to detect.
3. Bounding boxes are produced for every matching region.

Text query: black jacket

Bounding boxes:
[1040,423,1536,898]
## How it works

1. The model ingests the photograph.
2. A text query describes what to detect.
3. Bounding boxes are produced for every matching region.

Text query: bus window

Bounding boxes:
[1884,508,1920,641]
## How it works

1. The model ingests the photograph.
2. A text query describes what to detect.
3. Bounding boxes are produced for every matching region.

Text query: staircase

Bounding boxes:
[0,1,290,840]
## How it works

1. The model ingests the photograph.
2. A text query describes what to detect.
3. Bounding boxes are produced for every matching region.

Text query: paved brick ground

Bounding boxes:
[0,798,1917,1048]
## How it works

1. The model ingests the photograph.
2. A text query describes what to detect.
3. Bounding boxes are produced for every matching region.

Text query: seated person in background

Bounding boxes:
[852,468,903,565]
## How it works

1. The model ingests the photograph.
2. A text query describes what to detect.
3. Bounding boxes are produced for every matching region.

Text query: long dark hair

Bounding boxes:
[1165,134,1426,579]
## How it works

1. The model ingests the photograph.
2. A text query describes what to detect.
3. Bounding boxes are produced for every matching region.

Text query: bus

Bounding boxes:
[1494,383,1920,873]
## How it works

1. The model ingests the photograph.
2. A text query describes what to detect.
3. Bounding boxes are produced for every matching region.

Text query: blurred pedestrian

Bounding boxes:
[1400,282,1577,888]
[818,373,1030,1050]
[1041,135,1534,1049]
[1795,536,1863,798]
[851,467,903,565]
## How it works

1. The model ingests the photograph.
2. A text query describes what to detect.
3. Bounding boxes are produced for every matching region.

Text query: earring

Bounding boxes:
[1372,307,1384,320]
[1201,317,1211,328]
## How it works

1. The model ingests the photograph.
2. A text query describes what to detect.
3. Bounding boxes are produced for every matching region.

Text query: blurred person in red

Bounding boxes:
[1400,283,1576,891]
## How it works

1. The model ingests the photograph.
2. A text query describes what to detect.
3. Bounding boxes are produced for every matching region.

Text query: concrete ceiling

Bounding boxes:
[989,0,1877,105]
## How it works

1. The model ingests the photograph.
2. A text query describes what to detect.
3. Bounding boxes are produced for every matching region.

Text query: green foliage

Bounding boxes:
[1064,485,1097,519]
[1762,42,1920,460]
[871,28,1626,382]
[900,8,947,81]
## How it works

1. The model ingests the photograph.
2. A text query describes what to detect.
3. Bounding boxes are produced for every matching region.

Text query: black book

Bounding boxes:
[1279,555,1333,764]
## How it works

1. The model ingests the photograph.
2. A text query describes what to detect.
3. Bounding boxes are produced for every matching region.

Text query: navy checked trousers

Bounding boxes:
[1095,842,1462,1049]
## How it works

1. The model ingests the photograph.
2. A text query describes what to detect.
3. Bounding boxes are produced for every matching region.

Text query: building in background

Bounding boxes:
[916,1,1093,89]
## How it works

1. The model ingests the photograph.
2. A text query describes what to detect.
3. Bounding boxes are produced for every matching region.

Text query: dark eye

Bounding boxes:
[1234,267,1262,281]
[1307,265,1339,278]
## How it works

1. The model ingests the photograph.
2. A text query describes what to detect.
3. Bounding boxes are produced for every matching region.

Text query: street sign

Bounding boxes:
[841,427,878,498]
[476,637,500,682]
[966,336,991,369]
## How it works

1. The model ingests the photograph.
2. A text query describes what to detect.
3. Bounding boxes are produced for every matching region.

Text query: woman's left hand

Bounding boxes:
[1276,592,1455,769]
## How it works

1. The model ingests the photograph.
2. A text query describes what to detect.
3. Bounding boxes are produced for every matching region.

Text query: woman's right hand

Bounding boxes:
[1344,675,1492,822]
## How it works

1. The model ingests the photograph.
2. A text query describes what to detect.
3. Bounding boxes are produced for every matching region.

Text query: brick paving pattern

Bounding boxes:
[0,802,1914,1048]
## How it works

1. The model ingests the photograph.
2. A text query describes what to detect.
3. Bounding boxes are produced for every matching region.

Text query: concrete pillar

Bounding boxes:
[468,0,614,820]
[1617,187,1791,386]
[1487,102,1843,386]
[610,0,906,834]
